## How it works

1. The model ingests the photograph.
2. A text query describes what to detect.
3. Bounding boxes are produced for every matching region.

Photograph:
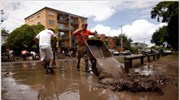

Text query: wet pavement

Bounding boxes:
[2,58,178,100]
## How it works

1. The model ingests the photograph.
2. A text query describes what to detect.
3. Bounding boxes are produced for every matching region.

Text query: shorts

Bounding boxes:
[39,45,53,61]
[77,45,88,59]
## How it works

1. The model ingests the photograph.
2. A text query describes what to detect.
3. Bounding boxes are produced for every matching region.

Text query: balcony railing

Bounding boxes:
[58,20,69,24]
[60,35,70,40]
[70,22,79,26]
[58,27,69,32]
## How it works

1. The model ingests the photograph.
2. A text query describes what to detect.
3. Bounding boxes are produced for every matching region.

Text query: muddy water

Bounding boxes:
[2,59,178,100]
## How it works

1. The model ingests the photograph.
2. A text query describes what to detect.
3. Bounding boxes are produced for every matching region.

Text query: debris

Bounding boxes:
[98,70,171,95]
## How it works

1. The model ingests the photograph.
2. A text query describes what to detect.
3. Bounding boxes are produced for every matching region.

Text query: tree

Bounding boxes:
[151,26,168,45]
[115,34,132,51]
[151,1,179,51]
[6,24,45,54]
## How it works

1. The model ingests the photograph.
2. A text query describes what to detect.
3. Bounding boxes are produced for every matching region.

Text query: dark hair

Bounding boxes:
[48,28,55,33]
[81,23,88,27]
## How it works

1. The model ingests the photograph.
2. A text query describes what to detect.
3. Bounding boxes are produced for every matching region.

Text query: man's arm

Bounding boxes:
[72,28,82,35]
[89,31,98,39]
[54,37,57,46]
[34,37,39,45]
[89,30,97,35]
[34,33,40,45]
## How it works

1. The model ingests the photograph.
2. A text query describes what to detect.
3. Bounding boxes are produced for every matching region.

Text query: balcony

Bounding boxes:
[58,26,69,32]
[60,35,70,40]
[70,18,78,25]
[58,14,69,24]
[58,20,69,24]
[70,22,79,26]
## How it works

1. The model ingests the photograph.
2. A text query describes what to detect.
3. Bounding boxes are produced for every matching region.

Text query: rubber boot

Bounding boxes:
[42,60,49,74]
[48,67,54,74]
[85,59,89,72]
[77,58,81,71]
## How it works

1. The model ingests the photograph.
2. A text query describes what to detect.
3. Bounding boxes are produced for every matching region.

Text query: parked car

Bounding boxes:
[163,50,172,53]
[142,48,157,55]
[113,51,120,56]
[109,49,120,56]
[157,49,173,55]
[142,48,151,54]
[120,50,132,55]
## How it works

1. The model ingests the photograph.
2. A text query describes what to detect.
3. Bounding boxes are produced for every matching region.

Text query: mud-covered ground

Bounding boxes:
[1,54,178,100]
[98,54,178,97]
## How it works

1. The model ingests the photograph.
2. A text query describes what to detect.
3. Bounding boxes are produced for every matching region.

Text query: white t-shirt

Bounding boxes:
[35,29,56,47]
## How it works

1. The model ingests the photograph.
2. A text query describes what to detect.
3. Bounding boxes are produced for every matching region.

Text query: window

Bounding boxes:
[37,15,40,18]
[70,17,77,23]
[37,22,41,24]
[58,24,64,29]
[49,20,54,25]
[70,26,73,30]
[48,11,55,17]
[58,32,64,36]
[81,19,84,23]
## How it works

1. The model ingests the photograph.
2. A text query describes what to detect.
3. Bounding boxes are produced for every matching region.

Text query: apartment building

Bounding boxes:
[25,7,87,47]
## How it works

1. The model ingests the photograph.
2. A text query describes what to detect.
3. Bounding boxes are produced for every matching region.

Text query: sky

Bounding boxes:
[1,0,168,45]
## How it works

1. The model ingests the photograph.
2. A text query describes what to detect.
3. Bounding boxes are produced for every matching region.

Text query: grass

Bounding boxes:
[160,53,179,61]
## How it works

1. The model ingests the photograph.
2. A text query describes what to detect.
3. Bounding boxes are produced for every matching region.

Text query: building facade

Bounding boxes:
[1,31,8,45]
[99,34,116,49]
[131,42,148,49]
[25,7,87,47]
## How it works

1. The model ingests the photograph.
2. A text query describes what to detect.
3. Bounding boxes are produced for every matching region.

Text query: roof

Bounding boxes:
[24,7,87,20]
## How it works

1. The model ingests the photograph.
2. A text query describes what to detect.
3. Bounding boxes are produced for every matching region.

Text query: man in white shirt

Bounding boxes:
[34,28,57,74]
[9,49,14,61]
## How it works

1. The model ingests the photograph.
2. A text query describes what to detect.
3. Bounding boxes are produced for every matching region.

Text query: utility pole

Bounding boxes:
[120,25,123,49]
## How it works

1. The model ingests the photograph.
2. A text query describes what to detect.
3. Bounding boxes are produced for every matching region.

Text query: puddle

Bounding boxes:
[134,65,155,76]
[1,59,178,100]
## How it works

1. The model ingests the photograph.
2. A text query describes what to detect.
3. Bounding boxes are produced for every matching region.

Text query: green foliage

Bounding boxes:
[151,1,179,51]
[6,24,45,53]
[151,26,168,45]
[130,47,139,54]
[151,1,178,23]
[31,24,45,35]
[54,26,59,34]
[115,34,132,50]
[104,40,108,45]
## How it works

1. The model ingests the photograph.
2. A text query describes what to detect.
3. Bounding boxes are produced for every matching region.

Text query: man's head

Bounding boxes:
[82,23,88,30]
[48,28,55,33]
